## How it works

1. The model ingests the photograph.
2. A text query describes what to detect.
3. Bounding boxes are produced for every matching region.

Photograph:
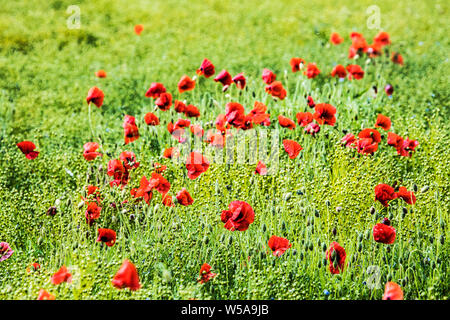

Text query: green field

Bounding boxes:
[0,0,449,300]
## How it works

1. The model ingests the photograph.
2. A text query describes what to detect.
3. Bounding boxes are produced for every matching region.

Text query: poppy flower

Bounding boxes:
[85,202,102,225]
[326,242,346,274]
[123,124,139,145]
[225,102,245,128]
[313,103,336,126]
[374,184,398,207]
[249,102,267,117]
[214,70,233,91]
[178,75,196,93]
[186,152,210,179]
[83,142,102,161]
[221,201,255,231]
[112,259,141,291]
[120,151,139,170]
[163,147,179,159]
[37,289,55,300]
[176,188,194,206]
[346,64,364,80]
[382,282,404,300]
[232,73,246,89]
[107,159,128,187]
[358,128,381,143]
[95,70,107,78]
[184,104,200,118]
[149,172,171,195]
[350,32,368,52]
[196,58,215,78]
[290,57,305,72]
[341,133,356,148]
[397,187,416,205]
[17,141,39,159]
[330,32,344,45]
[356,138,378,155]
[254,161,267,176]
[282,139,302,159]
[304,63,320,79]
[367,42,383,58]
[265,81,287,100]
[130,176,153,204]
[190,124,204,137]
[400,138,419,157]
[305,122,320,136]
[86,86,104,108]
[0,242,13,262]
[374,31,391,46]
[27,262,41,272]
[144,112,160,126]
[207,130,226,149]
[262,68,276,84]
[387,132,404,149]
[375,114,391,131]
[331,64,347,78]
[268,236,292,257]
[134,24,144,35]
[51,266,72,285]
[145,82,166,98]
[296,112,313,127]
[198,263,217,284]
[391,52,404,65]
[162,193,175,207]
[84,185,102,204]
[278,115,296,130]
[306,96,315,108]
[97,228,117,247]
[155,92,172,111]
[174,100,187,113]
[373,223,396,244]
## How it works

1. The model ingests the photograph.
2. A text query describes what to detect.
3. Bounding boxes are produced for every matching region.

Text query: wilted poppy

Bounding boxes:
[282,139,302,159]
[51,266,72,285]
[86,86,104,108]
[346,64,364,80]
[326,242,346,274]
[84,185,102,204]
[296,112,313,127]
[262,68,276,84]
[112,259,141,291]
[176,188,194,206]
[27,262,41,272]
[254,161,268,176]
[17,141,39,159]
[374,184,397,207]
[304,63,320,79]
[178,75,196,93]
[313,103,336,126]
[0,242,13,262]
[290,57,305,72]
[373,222,396,244]
[198,263,217,284]
[385,84,394,96]
[330,32,344,45]
[278,115,296,130]
[268,236,292,256]
[134,24,144,35]
[221,201,255,231]
[95,70,107,78]
[375,114,391,131]
[383,282,404,300]
[83,142,102,161]
[196,58,215,78]
[85,202,102,225]
[232,73,246,90]
[331,64,347,78]
[186,152,210,179]
[97,228,117,247]
[397,187,416,205]
[37,289,55,300]
[265,81,287,100]
[144,112,160,126]
[145,82,166,98]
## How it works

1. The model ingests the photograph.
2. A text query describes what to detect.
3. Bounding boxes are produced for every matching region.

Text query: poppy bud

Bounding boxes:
[385,84,394,96]
[228,236,233,246]
[402,207,408,215]
[129,214,135,220]
[203,236,209,245]
[284,193,292,202]
[413,184,418,192]
[296,189,304,195]
[47,206,57,216]
[382,218,391,226]
[369,206,375,215]
[332,227,337,236]
[314,210,320,217]
[358,243,363,252]
[325,200,331,206]
[322,243,327,252]
[261,224,267,233]
[78,201,85,209]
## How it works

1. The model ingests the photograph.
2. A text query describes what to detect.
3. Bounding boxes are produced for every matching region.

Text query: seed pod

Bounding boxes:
[325,200,331,207]
[203,236,209,245]
[332,227,337,236]
[369,206,375,215]
[314,209,320,217]
[413,184,418,192]
[261,224,267,233]
[129,214,135,220]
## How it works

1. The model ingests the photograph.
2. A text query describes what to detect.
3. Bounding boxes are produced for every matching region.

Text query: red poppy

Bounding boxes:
[37,289,55,300]
[232,73,246,90]
[306,96,315,108]
[84,185,102,203]
[119,151,139,170]
[123,122,140,145]
[155,92,172,111]
[313,103,336,126]
[215,114,231,132]
[341,133,356,148]
[176,188,194,206]
[86,86,104,108]
[107,159,128,187]
[85,202,101,225]
[397,187,416,205]
[134,24,144,35]
[163,147,179,159]
[304,122,320,136]
[186,152,210,179]
[162,193,175,207]
[282,139,302,159]
[150,172,171,195]
[326,242,346,274]
[367,42,383,58]
[214,70,232,91]
[373,223,396,244]
[82,142,101,161]
[196,58,215,78]
[174,100,186,113]
[358,128,381,143]
[330,32,344,45]
[349,32,368,52]
[265,81,287,100]
[198,263,217,284]
[374,184,398,207]
[374,31,391,46]
[387,132,404,149]
[153,162,167,174]
[356,138,379,155]
[254,161,267,176]
[399,138,419,157]
[221,201,255,231]
[17,141,39,159]
[225,102,245,128]
[190,124,204,137]
[262,68,276,84]
[296,112,313,127]
[28,262,41,272]
[207,130,226,149]
[331,64,347,78]
[130,176,153,204]
[375,114,391,131]
[290,57,305,72]
[278,115,296,130]
[51,265,72,285]
[184,104,200,118]
[391,52,404,65]
[97,228,117,247]
[304,63,320,79]
[268,236,292,257]
[346,64,364,80]
[178,75,196,93]
[112,259,141,291]
[144,112,160,126]
[145,82,166,98]
[383,282,404,300]
[95,70,107,78]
